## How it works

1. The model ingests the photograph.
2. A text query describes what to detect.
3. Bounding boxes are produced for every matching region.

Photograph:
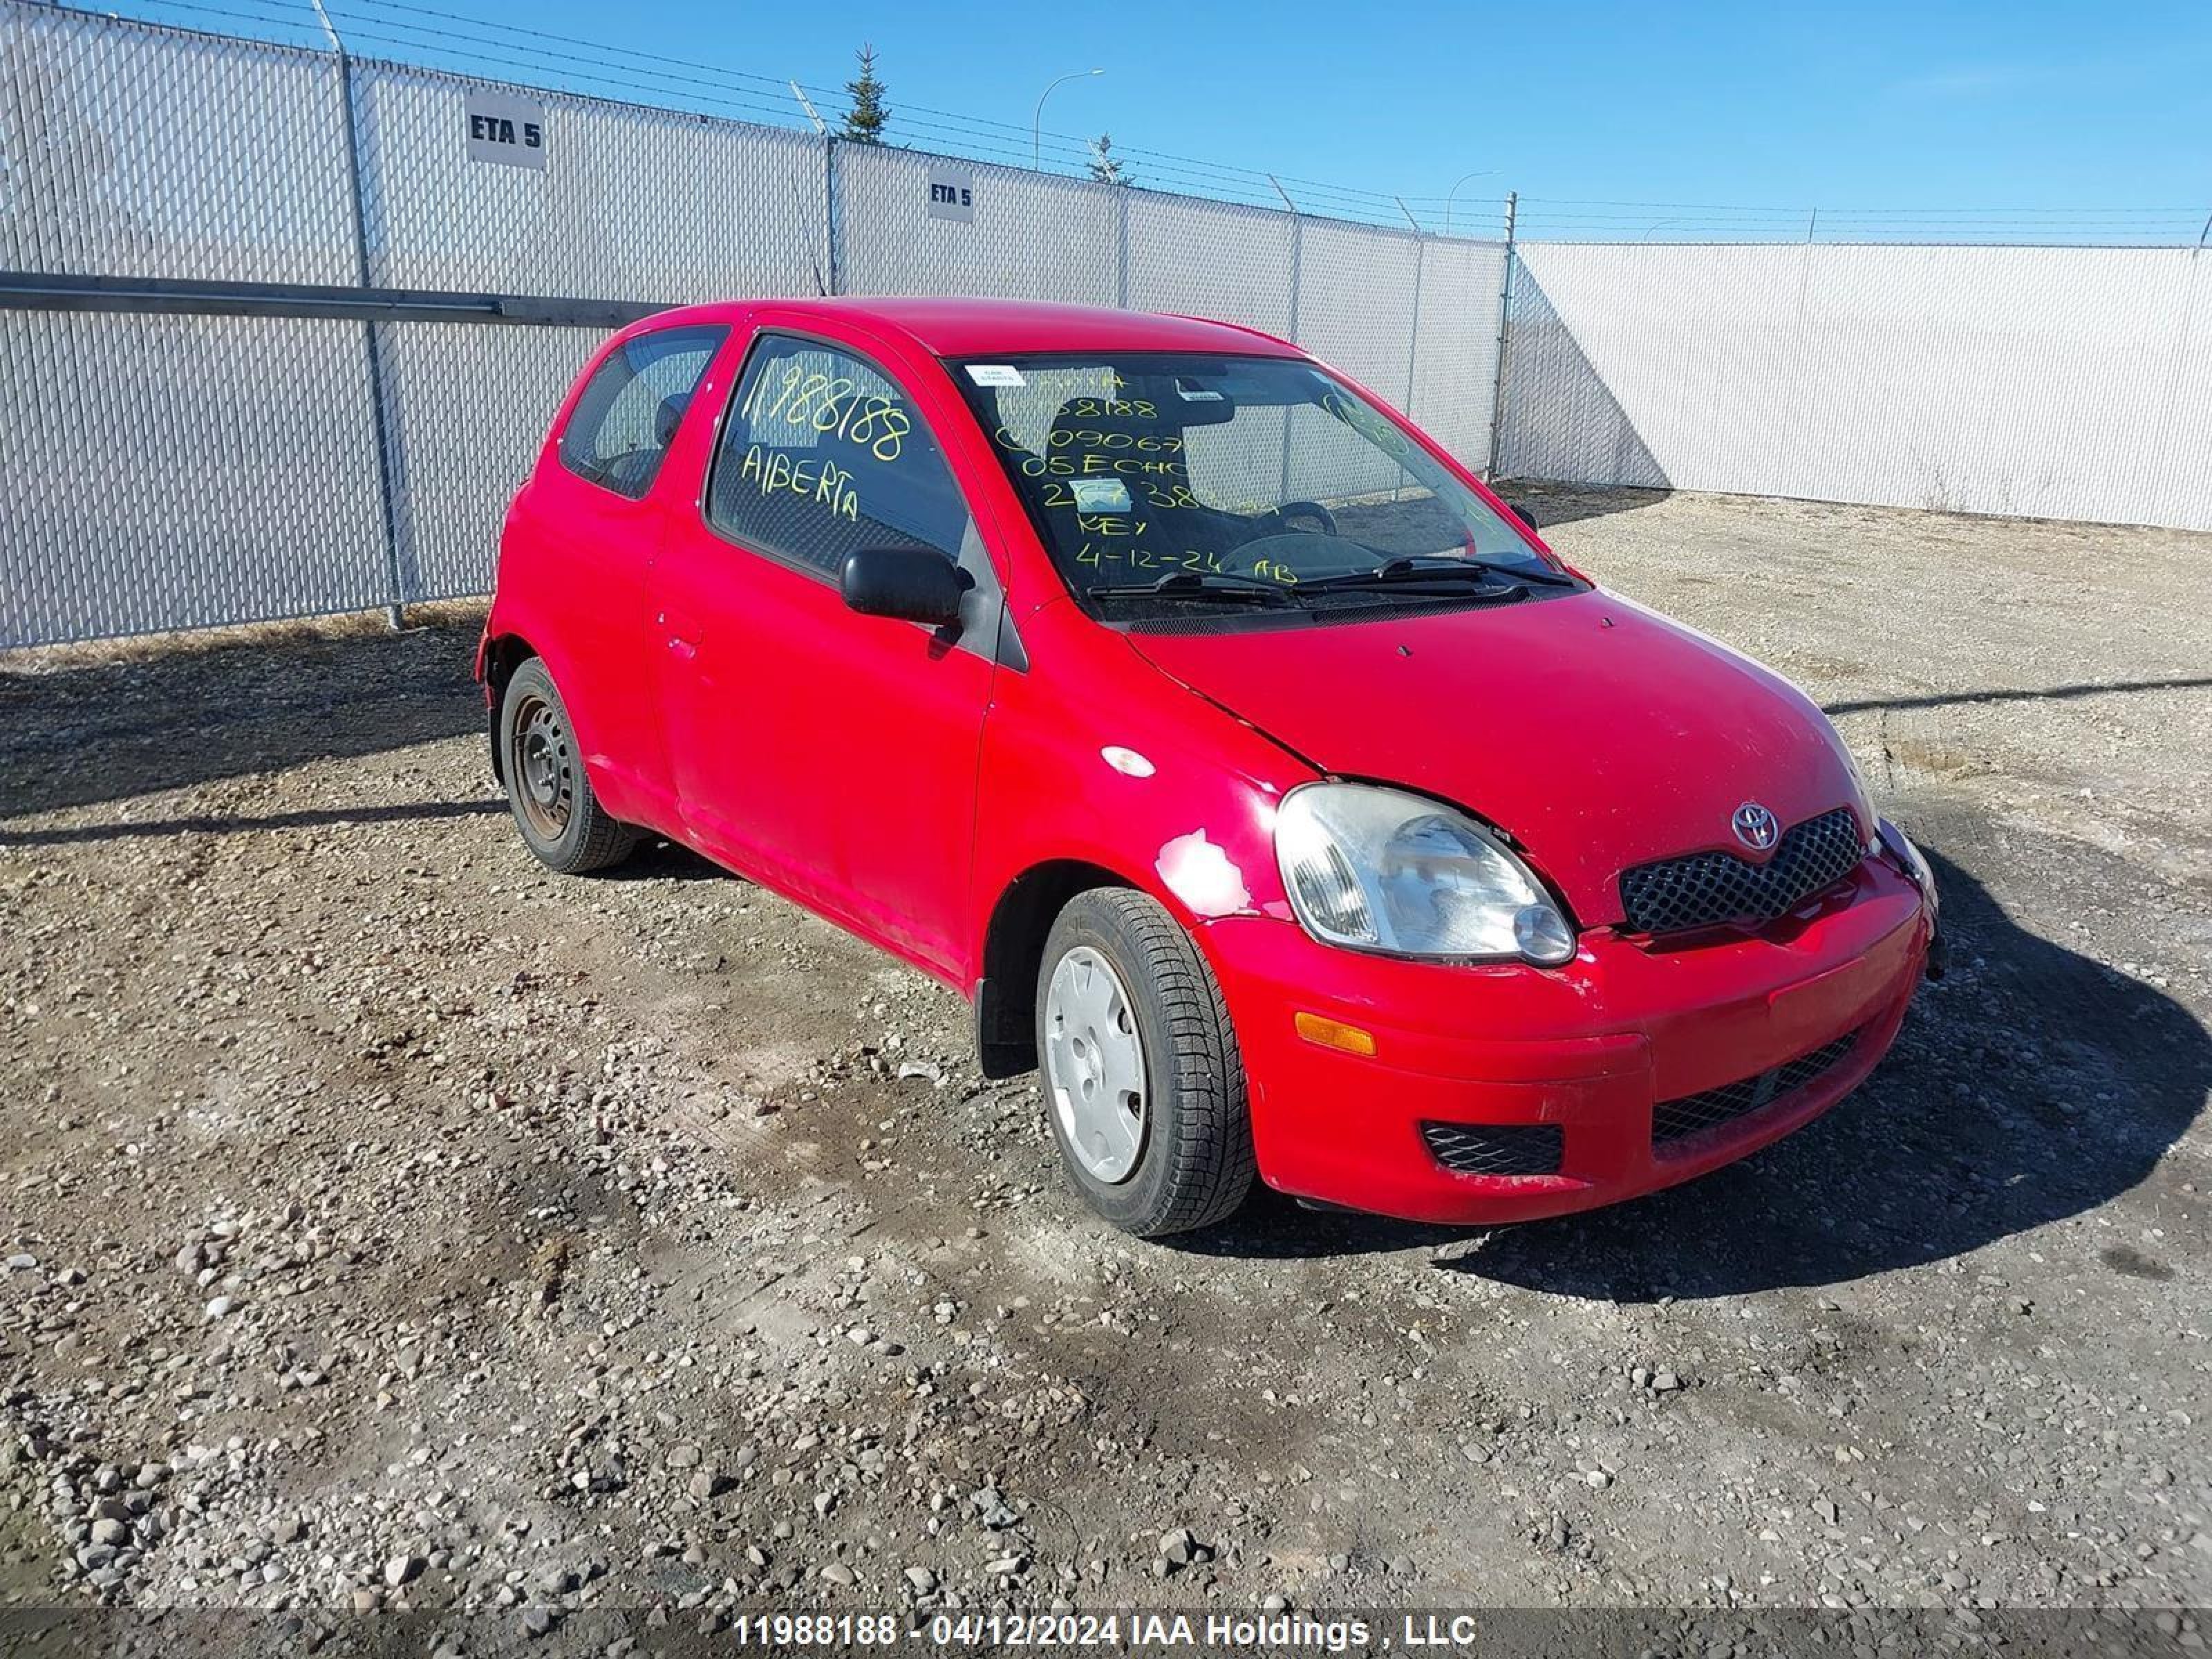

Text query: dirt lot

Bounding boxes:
[1,487,2208,1633]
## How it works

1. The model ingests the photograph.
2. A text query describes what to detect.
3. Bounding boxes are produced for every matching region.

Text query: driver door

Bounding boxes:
[648,326,1002,978]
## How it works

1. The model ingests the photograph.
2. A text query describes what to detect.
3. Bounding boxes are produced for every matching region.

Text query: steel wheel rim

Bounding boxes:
[509,692,573,843]
[1043,945,1147,1183]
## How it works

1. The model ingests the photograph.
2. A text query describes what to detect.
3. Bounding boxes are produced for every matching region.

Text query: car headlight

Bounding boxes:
[1274,782,1576,966]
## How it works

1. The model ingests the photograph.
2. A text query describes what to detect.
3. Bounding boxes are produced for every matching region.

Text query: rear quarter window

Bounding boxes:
[557,326,727,500]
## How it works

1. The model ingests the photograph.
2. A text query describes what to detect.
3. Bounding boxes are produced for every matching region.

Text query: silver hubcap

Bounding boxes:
[1043,946,1147,1183]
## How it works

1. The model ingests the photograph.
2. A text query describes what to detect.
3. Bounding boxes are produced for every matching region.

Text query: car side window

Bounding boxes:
[706,334,971,579]
[558,326,727,500]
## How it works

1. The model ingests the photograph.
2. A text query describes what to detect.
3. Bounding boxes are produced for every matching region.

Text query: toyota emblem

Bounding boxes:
[1732,801,1780,852]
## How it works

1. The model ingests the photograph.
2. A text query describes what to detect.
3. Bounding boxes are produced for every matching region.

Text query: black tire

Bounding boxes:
[1035,888,1255,1237]
[497,657,639,874]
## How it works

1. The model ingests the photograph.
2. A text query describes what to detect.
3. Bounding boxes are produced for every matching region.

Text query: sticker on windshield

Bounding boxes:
[1069,478,1132,513]
[965,364,1025,387]
[1175,384,1224,401]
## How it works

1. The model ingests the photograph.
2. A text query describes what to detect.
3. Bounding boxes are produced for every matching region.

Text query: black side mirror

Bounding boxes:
[840,546,968,629]
[1507,501,1541,531]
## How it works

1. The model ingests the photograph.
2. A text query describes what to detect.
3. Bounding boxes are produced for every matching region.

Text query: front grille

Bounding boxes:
[1619,807,1864,936]
[1421,1121,1563,1178]
[1652,1030,1861,1151]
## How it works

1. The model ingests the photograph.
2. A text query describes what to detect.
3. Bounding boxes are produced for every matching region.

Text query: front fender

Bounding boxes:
[968,603,1316,980]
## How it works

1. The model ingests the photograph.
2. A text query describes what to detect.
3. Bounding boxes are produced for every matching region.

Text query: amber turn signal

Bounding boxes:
[1293,1011,1378,1057]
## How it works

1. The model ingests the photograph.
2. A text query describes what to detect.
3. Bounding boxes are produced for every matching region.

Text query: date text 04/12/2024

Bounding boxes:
[723,1611,1505,1649]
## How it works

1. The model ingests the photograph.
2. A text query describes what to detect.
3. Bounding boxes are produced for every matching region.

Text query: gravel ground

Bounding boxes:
[1,487,2207,1634]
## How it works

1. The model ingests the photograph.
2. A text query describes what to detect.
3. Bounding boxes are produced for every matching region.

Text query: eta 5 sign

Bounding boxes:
[465,90,547,169]
[926,166,975,223]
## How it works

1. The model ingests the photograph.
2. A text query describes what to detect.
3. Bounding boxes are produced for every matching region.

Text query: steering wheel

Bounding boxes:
[1269,499,1339,536]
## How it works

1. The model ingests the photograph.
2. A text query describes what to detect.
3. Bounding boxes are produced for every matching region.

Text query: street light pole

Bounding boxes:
[1033,68,1104,170]
[1443,169,1497,237]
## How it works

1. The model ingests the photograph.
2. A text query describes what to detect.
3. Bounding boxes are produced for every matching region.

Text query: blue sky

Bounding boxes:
[113,0,2212,237]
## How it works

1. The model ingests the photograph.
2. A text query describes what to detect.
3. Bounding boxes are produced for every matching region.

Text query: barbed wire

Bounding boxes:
[91,0,1466,227]
[73,0,2211,245]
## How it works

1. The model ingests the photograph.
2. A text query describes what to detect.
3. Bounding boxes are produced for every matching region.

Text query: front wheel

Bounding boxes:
[498,657,639,874]
[1035,889,1255,1237]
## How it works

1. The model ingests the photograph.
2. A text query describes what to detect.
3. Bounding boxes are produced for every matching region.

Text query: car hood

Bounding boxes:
[1127,590,1867,927]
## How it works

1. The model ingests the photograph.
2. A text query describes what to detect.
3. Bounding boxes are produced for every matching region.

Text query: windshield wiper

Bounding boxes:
[1297,554,1577,593]
[1086,570,1299,604]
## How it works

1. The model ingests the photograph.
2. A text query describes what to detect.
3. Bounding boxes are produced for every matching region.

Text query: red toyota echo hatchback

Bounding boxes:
[477,297,1940,1238]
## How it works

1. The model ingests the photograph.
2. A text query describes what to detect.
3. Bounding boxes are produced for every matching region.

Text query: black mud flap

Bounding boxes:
[972,977,1035,1080]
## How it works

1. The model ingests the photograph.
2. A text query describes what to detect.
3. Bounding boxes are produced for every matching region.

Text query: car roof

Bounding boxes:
[641,296,1306,359]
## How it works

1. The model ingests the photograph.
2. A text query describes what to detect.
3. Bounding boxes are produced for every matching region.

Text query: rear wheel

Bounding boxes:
[1036,889,1255,1237]
[498,658,637,874]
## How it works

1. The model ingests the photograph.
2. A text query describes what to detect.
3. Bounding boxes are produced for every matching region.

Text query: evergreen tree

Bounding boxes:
[841,44,890,144]
[1087,132,1132,186]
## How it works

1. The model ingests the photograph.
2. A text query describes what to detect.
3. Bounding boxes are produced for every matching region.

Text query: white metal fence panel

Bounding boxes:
[1410,237,1510,476]
[1499,243,1802,494]
[1298,221,1421,397]
[1788,245,2202,525]
[2151,254,2212,532]
[379,323,600,603]
[0,5,356,283]
[1296,220,1422,498]
[349,61,830,301]
[1499,241,2212,530]
[837,146,1121,305]
[1123,196,1298,509]
[0,311,389,646]
[1124,194,1296,335]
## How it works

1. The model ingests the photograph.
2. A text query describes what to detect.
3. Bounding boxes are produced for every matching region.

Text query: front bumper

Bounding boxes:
[1200,858,1932,1225]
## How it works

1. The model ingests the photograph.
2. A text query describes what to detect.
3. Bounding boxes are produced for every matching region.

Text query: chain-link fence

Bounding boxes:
[1,2,1521,646]
[2,1,2205,648]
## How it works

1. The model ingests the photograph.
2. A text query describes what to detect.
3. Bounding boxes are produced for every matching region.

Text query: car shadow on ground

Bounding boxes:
[0,798,503,846]
[597,837,745,884]
[0,612,486,820]
[1180,850,2209,1296]
[1821,675,2212,718]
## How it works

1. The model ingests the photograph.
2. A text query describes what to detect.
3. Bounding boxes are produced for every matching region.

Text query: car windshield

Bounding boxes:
[949,353,1573,619]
